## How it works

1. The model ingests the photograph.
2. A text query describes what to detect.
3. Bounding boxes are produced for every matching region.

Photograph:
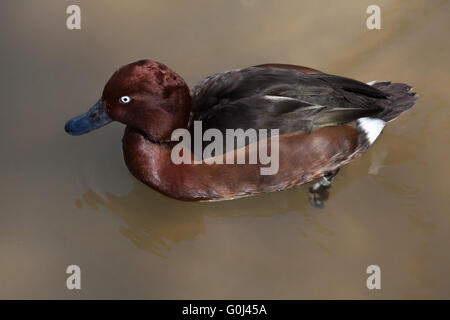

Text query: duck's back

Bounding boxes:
[190,66,416,144]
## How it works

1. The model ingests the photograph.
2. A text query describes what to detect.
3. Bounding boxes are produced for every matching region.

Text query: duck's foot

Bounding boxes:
[308,185,329,208]
[308,168,339,208]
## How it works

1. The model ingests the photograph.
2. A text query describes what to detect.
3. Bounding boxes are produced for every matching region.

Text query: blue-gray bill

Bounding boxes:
[65,99,113,135]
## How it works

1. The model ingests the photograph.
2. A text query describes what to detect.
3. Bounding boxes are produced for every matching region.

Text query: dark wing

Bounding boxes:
[194,96,375,135]
[189,67,391,158]
[191,67,387,135]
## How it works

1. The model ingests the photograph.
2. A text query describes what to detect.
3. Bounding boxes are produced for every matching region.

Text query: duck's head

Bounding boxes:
[65,59,191,142]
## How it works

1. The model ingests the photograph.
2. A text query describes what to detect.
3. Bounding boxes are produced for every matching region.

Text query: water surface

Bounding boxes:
[0,0,449,299]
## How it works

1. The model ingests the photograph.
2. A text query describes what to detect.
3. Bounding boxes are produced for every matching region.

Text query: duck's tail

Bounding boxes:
[356,81,418,145]
[370,81,419,122]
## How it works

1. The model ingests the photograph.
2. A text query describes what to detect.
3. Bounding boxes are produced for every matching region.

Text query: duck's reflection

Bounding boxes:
[81,181,312,256]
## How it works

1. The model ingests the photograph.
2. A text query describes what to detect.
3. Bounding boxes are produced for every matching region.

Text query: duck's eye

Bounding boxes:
[119,96,131,104]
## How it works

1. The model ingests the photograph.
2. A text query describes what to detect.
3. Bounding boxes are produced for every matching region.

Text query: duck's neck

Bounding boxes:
[139,96,192,143]
[145,108,192,143]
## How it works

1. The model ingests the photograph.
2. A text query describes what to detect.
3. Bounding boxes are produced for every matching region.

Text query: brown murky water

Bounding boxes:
[0,0,449,299]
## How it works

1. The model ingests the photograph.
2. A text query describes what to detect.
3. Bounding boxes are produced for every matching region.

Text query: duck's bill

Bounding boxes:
[65,99,113,135]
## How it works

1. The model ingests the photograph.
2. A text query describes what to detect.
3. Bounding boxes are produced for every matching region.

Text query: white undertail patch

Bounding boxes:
[357,117,385,145]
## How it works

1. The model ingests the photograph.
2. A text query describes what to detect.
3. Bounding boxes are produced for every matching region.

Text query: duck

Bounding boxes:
[65,59,417,203]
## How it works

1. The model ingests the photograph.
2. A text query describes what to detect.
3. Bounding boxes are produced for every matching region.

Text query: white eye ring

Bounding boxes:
[119,96,131,104]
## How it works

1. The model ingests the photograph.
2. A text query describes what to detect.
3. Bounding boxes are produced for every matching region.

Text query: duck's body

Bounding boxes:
[65,60,417,202]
